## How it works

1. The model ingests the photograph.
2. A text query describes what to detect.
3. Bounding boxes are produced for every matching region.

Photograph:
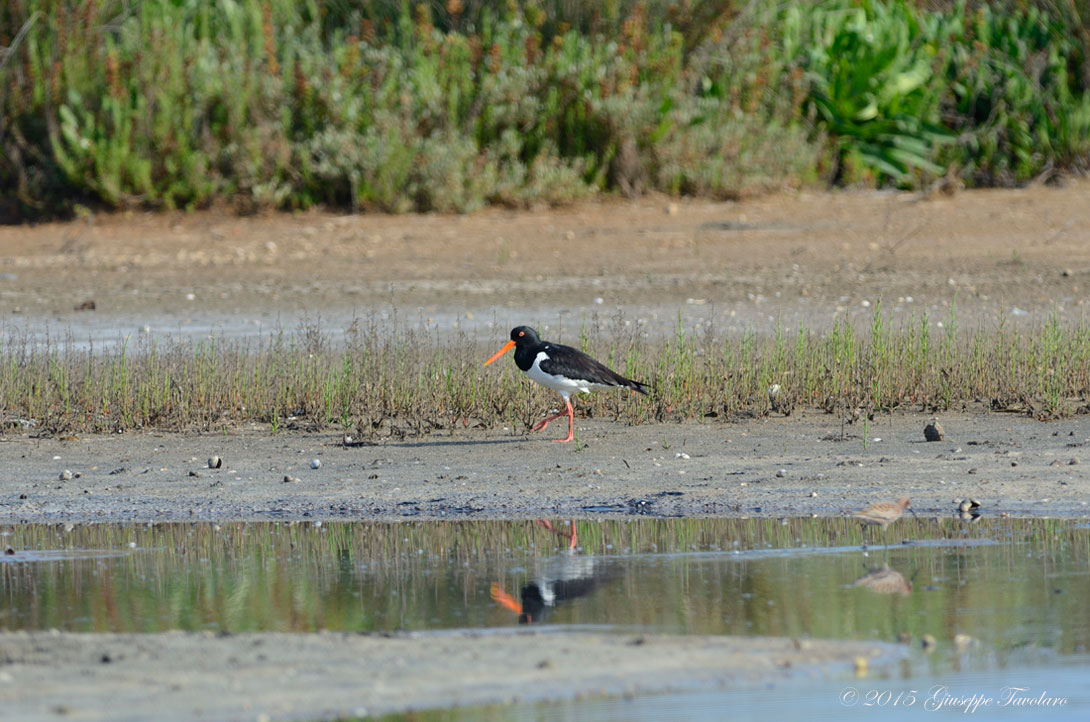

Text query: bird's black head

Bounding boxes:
[518,584,546,625]
[510,326,541,346]
[485,326,543,367]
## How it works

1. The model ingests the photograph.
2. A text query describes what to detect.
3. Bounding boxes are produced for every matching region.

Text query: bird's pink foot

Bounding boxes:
[550,403,575,443]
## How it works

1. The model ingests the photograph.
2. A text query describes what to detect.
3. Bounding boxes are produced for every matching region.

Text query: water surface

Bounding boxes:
[2,518,1088,718]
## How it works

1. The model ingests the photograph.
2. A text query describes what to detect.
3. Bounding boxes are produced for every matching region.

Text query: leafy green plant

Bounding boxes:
[795,0,953,184]
[940,1,1090,184]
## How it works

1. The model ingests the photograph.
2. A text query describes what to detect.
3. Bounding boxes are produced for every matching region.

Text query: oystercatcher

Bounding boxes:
[484,326,648,442]
[490,520,605,624]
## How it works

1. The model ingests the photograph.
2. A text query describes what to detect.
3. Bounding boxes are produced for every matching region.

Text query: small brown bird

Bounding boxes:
[852,564,912,596]
[854,497,912,550]
[855,498,912,529]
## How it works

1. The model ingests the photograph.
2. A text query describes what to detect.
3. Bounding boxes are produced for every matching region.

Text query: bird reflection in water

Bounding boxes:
[490,520,606,624]
[851,563,913,596]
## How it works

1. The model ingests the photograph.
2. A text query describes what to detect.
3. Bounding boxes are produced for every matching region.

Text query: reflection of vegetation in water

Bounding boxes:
[3,519,1088,659]
[2,312,1090,435]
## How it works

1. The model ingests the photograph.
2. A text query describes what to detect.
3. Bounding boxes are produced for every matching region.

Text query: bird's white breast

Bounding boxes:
[526,351,592,397]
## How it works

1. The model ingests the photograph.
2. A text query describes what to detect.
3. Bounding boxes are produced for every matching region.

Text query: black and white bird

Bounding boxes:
[491,520,606,624]
[484,326,648,442]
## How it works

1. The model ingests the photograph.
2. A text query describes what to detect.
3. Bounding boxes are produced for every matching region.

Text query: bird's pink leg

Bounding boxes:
[553,398,575,443]
[536,519,578,549]
[532,409,568,433]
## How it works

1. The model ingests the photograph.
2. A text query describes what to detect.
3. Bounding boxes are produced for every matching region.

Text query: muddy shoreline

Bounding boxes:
[0,630,903,722]
[3,409,1088,524]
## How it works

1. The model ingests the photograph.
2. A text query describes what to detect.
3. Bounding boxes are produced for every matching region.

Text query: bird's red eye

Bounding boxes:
[518,331,524,337]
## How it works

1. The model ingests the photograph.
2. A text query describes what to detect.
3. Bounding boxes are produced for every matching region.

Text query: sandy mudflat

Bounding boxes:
[2,410,1087,523]
[0,629,902,721]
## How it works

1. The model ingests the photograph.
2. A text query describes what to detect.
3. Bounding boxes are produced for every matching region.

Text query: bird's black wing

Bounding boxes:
[539,343,648,394]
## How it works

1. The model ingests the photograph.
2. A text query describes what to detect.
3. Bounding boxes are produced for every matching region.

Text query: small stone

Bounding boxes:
[208,456,222,469]
[59,470,73,481]
[1069,457,1081,465]
[310,458,322,469]
[810,491,818,497]
[665,202,679,216]
[924,418,944,442]
[283,475,299,483]
[776,469,787,478]
[188,470,200,478]
[957,498,981,513]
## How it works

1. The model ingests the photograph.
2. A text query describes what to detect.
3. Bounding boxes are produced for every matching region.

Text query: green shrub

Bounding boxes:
[3,0,1090,221]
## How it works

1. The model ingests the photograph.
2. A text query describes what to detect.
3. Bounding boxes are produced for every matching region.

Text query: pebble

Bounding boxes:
[208,456,222,469]
[310,459,322,469]
[954,633,975,652]
[924,418,944,442]
[776,469,787,478]
[957,498,981,513]
[59,470,73,481]
[283,475,300,483]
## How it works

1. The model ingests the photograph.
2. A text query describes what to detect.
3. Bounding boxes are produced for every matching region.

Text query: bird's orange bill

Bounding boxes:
[490,582,522,614]
[484,339,516,366]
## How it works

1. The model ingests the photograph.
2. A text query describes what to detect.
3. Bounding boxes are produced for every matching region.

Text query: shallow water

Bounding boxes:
[2,518,1088,717]
[372,661,1090,722]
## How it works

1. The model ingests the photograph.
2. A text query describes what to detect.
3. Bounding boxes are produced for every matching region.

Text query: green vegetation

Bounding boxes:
[3,0,1089,221]
[2,311,1088,435]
